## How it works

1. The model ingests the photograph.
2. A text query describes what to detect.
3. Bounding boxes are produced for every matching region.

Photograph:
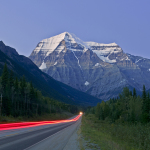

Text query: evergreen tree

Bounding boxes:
[129,91,132,96]
[146,92,150,122]
[142,85,146,101]
[95,103,101,120]
[1,63,9,92]
[20,76,26,95]
[142,85,149,123]
[29,81,35,101]
[122,87,130,97]
[14,77,19,114]
[142,85,147,114]
[0,78,2,93]
[0,69,79,117]
[148,93,150,122]
[9,70,14,88]
[14,77,19,92]
[20,76,27,113]
[103,103,110,119]
[133,88,137,98]
[1,64,11,115]
[7,70,14,102]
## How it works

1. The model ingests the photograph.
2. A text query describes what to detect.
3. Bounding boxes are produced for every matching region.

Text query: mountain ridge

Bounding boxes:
[0,41,102,106]
[29,32,150,100]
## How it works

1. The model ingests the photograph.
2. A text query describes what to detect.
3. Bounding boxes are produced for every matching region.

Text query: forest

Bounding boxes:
[82,86,150,150]
[89,86,150,124]
[0,64,78,118]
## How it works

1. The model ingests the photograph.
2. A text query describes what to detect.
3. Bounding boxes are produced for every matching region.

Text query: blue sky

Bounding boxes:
[0,0,150,58]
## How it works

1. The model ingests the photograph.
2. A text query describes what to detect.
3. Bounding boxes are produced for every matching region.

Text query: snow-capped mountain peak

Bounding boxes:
[29,32,150,101]
[31,32,129,67]
[32,32,90,59]
[64,32,90,49]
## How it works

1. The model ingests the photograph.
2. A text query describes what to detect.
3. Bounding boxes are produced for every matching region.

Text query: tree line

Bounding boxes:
[87,86,150,124]
[0,64,78,118]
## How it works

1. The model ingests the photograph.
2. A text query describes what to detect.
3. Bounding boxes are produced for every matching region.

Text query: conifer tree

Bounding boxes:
[142,85,147,113]
[1,63,9,92]
[14,77,19,92]
[123,87,130,97]
[1,64,12,115]
[20,76,27,113]
[142,85,146,101]
[133,88,137,98]
[130,91,132,96]
[148,92,150,122]
[95,102,101,120]
[14,77,19,113]
[29,81,35,101]
[142,85,149,123]
[9,70,14,88]
[146,92,150,122]
[20,76,26,99]
[7,70,14,102]
[0,67,77,117]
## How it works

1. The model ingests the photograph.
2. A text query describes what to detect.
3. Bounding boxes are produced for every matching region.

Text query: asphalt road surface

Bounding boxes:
[0,115,82,150]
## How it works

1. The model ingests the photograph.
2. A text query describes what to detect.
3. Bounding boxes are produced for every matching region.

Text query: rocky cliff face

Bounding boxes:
[29,32,150,100]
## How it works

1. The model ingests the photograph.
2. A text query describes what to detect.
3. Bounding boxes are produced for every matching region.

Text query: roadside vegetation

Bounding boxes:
[81,86,150,150]
[0,64,78,123]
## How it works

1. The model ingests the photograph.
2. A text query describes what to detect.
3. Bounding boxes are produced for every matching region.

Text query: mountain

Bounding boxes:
[0,41,101,106]
[29,32,150,100]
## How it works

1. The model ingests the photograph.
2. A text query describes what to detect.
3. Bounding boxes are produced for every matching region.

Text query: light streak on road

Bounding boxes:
[0,114,82,131]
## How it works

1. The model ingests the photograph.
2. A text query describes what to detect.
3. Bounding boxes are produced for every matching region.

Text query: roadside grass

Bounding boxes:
[78,122,100,150]
[78,125,85,150]
[0,112,73,124]
[81,114,150,150]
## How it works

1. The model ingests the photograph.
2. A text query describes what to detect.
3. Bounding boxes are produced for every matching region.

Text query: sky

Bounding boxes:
[0,0,150,58]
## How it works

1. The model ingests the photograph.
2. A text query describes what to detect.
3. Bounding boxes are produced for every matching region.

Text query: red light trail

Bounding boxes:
[0,114,82,131]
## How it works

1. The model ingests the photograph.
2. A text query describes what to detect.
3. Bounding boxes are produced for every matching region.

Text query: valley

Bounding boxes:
[1,1,150,150]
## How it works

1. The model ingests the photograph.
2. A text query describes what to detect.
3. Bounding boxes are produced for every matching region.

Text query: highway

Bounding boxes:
[0,115,82,150]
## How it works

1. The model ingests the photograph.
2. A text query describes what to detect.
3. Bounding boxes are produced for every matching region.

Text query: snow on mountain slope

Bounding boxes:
[30,32,134,70]
[33,32,66,57]
[31,32,93,70]
[32,32,127,66]
[64,32,90,50]
[86,42,118,47]
[86,42,122,63]
[85,81,90,86]
[39,61,47,69]
[33,32,89,58]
